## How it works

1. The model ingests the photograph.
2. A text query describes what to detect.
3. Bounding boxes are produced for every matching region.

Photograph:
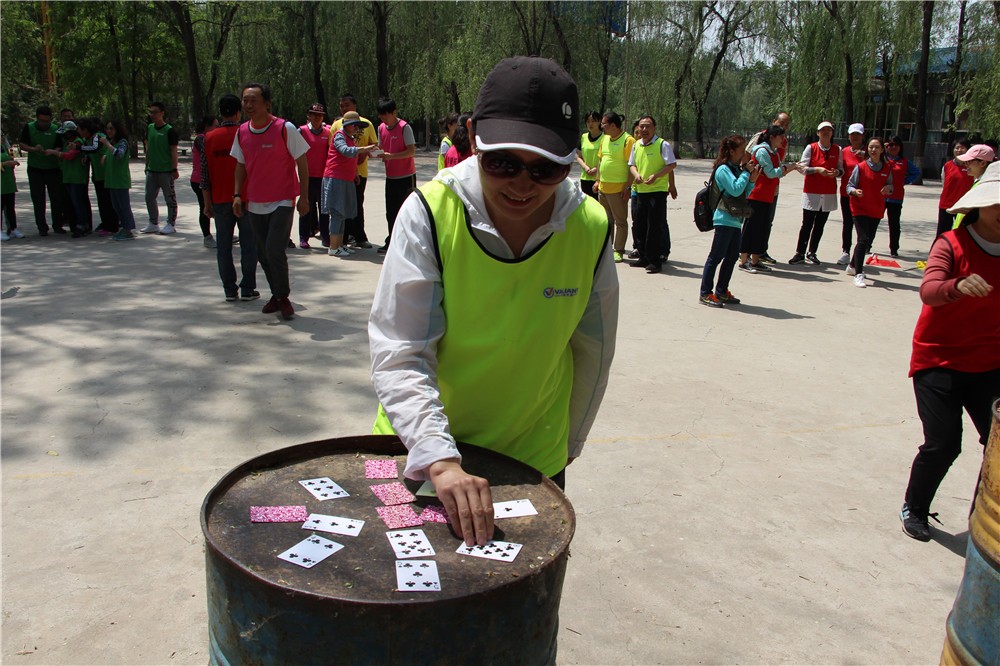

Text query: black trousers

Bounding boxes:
[27,166,68,232]
[384,174,416,246]
[634,191,668,267]
[840,195,854,253]
[904,367,1000,514]
[851,215,880,274]
[301,176,328,243]
[190,180,210,237]
[94,179,120,232]
[885,201,902,254]
[740,199,772,255]
[936,209,955,237]
[580,180,598,200]
[2,193,16,230]
[795,209,830,255]
[346,176,369,243]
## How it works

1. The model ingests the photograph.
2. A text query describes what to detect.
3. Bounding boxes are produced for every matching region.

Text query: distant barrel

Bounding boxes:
[202,435,575,665]
[940,400,1000,666]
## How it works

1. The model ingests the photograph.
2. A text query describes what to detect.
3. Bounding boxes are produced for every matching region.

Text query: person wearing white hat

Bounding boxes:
[951,144,997,231]
[789,121,843,265]
[899,159,1000,541]
[836,122,867,265]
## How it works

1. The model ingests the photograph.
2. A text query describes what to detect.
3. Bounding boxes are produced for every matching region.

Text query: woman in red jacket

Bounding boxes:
[845,137,893,287]
[900,160,1000,541]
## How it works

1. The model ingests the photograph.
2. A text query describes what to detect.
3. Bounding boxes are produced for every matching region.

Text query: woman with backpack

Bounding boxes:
[699,135,760,307]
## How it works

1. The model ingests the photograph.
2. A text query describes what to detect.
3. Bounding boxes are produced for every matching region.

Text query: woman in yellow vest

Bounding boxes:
[575,111,602,200]
[370,57,619,547]
[594,112,635,263]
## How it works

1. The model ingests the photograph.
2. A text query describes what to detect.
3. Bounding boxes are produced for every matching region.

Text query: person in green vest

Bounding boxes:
[574,110,602,200]
[594,111,635,263]
[46,121,91,238]
[141,101,179,235]
[1,138,22,241]
[370,56,619,547]
[437,112,458,172]
[18,105,69,235]
[99,119,137,241]
[77,117,119,236]
[628,115,678,274]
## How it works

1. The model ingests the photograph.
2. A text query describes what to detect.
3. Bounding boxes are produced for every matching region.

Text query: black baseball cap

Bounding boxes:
[472,56,579,165]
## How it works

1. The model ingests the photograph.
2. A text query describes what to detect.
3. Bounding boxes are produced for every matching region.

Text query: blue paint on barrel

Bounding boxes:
[944,539,1000,665]
[203,435,573,666]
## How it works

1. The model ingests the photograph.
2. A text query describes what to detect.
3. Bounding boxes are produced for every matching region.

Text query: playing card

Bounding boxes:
[250,505,308,523]
[418,505,449,524]
[376,505,423,529]
[395,560,441,592]
[455,540,523,562]
[298,477,350,501]
[386,529,436,558]
[415,480,437,497]
[370,482,415,506]
[302,513,365,537]
[364,459,399,479]
[277,534,344,568]
[493,499,538,519]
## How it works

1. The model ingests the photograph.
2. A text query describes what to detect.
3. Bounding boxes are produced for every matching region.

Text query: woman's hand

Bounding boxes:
[956,274,993,298]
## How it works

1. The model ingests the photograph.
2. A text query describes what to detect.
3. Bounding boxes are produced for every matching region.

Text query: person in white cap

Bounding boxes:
[369,56,619,547]
[789,121,842,265]
[836,123,867,265]
[899,159,1000,541]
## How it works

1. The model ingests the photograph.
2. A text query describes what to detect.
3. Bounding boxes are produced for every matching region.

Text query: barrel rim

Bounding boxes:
[200,434,577,605]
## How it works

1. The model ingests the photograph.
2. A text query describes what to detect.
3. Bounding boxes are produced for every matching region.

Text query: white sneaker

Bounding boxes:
[203,235,217,248]
[159,223,176,235]
[340,245,357,254]
[1,231,9,241]
[854,273,867,288]
[837,252,850,265]
[11,229,25,239]
[328,246,351,257]
[846,266,856,276]
[140,223,159,234]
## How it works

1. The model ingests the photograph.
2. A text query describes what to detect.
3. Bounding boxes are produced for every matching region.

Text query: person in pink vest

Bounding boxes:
[322,111,378,257]
[297,103,331,249]
[376,96,416,254]
[231,82,310,320]
[837,123,868,265]
[789,121,843,264]
[845,136,893,288]
[899,160,1000,541]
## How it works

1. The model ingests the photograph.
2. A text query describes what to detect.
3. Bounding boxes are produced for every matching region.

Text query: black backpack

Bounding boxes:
[693,166,721,232]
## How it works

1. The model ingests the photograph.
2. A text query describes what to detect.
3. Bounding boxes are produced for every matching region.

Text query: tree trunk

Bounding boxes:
[945,0,967,142]
[106,4,132,135]
[164,1,206,119]
[448,80,460,114]
[545,1,572,73]
[913,0,933,172]
[305,2,325,108]
[372,1,390,98]
[206,4,240,112]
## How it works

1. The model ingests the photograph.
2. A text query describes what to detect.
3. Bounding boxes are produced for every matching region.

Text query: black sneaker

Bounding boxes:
[377,245,389,254]
[899,503,934,541]
[806,253,820,265]
[750,261,771,272]
[738,261,757,273]
[241,290,261,302]
[225,293,238,302]
[627,249,640,259]
[718,290,741,304]
[788,253,805,265]
[759,253,777,264]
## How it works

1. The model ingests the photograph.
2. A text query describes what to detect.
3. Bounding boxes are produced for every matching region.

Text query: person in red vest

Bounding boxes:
[789,121,842,264]
[200,93,258,303]
[297,103,331,249]
[845,136,893,288]
[321,111,378,257]
[837,123,868,265]
[899,160,1000,541]
[231,82,310,320]
[937,138,974,237]
[883,135,922,257]
[739,125,793,273]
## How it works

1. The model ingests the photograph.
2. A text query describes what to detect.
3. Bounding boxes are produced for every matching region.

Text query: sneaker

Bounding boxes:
[738,261,757,274]
[630,260,647,268]
[627,249,640,259]
[899,503,933,541]
[750,261,771,273]
[806,253,820,265]
[321,239,330,248]
[0,231,9,241]
[261,297,279,314]
[160,223,176,235]
[645,264,660,274]
[96,229,113,237]
[759,253,777,264]
[204,235,217,248]
[240,290,261,301]
[699,293,724,308]
[299,240,311,249]
[53,226,67,234]
[340,245,357,254]
[140,223,159,234]
[846,265,856,276]
[854,273,866,288]
[788,253,805,265]
[613,251,623,263]
[718,291,740,304]
[353,241,373,249]
[112,230,135,241]
[329,247,352,257]
[836,252,850,265]
[12,228,29,238]
[71,229,84,238]
[377,245,389,254]
[287,239,295,248]
[890,252,900,258]
[225,293,238,302]
[278,297,294,320]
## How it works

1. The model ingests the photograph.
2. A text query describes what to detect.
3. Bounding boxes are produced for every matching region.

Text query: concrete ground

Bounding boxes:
[1,151,983,665]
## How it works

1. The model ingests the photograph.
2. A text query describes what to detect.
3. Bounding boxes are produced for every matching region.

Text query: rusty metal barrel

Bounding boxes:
[201,435,575,665]
[940,400,1000,666]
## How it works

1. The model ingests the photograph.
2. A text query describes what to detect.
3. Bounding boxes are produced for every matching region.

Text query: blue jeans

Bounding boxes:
[65,182,92,231]
[213,203,258,297]
[700,225,741,297]
[108,188,136,231]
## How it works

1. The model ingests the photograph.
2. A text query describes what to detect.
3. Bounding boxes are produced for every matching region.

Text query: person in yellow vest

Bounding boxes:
[594,112,635,263]
[628,115,677,273]
[370,56,619,546]
[575,111,603,200]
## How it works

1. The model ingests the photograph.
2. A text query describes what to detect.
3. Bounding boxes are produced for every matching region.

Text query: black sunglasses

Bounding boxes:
[478,151,571,185]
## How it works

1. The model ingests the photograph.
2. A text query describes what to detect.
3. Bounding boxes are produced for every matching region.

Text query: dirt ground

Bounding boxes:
[1,150,983,664]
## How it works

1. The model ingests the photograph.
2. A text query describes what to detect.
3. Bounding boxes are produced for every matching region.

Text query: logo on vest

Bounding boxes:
[543,287,578,299]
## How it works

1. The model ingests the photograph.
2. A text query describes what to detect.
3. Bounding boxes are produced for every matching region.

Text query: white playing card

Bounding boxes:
[386,529,436,559]
[277,534,344,568]
[455,540,523,562]
[395,560,441,591]
[298,477,350,501]
[302,513,365,537]
[415,480,437,497]
[493,499,538,519]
